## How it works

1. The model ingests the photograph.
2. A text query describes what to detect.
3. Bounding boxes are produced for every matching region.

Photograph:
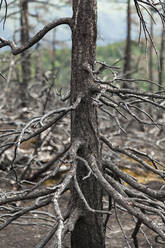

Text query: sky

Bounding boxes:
[0,0,162,49]
[0,0,127,47]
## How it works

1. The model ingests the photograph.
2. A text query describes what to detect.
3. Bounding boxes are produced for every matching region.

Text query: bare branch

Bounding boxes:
[0,197,52,231]
[0,17,72,54]
[74,174,112,215]
[100,136,165,181]
[88,154,165,240]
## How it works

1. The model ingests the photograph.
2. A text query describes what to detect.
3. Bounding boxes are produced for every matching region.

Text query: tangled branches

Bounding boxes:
[1,61,165,247]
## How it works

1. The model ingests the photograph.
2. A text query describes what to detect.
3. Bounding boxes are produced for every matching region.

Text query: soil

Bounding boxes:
[0,192,164,248]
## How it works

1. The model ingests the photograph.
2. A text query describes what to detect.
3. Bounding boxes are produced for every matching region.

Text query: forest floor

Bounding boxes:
[0,83,165,248]
[0,194,165,248]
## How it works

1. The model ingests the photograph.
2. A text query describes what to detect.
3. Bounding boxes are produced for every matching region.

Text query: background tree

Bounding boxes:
[158,1,165,92]
[148,9,154,92]
[19,0,31,105]
[123,0,132,88]
[0,0,68,106]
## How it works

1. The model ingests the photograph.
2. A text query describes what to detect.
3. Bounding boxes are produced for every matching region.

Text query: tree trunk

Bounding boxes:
[123,0,131,88]
[149,10,153,91]
[157,26,165,120]
[70,1,105,247]
[158,26,165,91]
[20,0,31,105]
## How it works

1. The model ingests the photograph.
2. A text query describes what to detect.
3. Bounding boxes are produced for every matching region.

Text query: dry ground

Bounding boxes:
[1,84,165,248]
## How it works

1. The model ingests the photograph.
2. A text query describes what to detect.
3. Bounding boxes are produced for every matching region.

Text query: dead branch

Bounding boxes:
[0,17,72,54]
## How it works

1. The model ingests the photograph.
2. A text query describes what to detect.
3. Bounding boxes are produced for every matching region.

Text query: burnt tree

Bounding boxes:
[123,0,131,88]
[20,0,31,104]
[159,26,165,91]
[70,1,105,247]
[148,9,154,91]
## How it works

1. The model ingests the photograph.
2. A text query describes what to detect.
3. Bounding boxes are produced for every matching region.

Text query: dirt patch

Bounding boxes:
[0,197,164,248]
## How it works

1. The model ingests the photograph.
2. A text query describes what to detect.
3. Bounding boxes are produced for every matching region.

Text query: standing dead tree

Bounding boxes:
[123,0,132,88]
[0,0,165,248]
[19,0,31,105]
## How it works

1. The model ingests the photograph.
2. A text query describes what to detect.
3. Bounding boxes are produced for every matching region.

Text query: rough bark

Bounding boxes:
[70,0,105,247]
